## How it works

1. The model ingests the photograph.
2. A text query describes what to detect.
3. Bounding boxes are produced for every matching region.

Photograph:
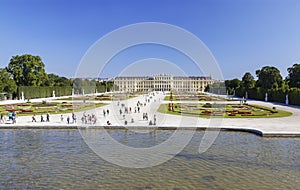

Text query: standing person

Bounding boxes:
[46,113,50,122]
[12,111,17,123]
[72,113,76,123]
[61,115,64,122]
[67,116,70,124]
[0,113,3,123]
[8,112,13,121]
[41,115,44,122]
[103,109,106,117]
[106,109,109,116]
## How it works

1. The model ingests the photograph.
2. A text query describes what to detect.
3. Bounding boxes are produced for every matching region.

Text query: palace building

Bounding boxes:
[114,74,214,92]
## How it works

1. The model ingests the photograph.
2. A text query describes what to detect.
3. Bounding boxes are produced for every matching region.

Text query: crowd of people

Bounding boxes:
[0,92,160,126]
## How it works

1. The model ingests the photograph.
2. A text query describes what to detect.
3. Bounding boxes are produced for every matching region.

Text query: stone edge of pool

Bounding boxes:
[0,125,300,138]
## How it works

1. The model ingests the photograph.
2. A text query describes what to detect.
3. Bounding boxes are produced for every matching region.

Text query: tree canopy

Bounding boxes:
[0,68,17,97]
[242,72,255,90]
[6,54,48,86]
[256,66,283,89]
[225,78,241,94]
[46,73,71,87]
[287,63,300,88]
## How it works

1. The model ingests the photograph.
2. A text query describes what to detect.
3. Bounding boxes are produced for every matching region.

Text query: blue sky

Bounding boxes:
[1,0,299,80]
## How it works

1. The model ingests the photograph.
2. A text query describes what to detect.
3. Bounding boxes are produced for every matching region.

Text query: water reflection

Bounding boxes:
[0,129,299,189]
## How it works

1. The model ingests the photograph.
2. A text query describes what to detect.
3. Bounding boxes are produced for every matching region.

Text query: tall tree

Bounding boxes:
[0,68,17,98]
[256,66,283,89]
[225,78,241,94]
[46,73,71,87]
[242,72,255,90]
[287,63,300,88]
[6,54,48,86]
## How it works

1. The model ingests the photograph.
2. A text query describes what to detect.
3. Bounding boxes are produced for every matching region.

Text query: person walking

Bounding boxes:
[72,113,76,123]
[32,114,36,122]
[46,113,50,122]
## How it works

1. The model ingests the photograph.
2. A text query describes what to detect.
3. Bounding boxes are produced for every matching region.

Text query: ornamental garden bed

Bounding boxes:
[158,103,292,118]
[0,101,106,116]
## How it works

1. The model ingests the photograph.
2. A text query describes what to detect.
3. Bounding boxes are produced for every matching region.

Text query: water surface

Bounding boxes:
[0,129,299,189]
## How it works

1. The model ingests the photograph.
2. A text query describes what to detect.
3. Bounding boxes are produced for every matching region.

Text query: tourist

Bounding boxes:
[12,111,17,123]
[119,109,122,115]
[32,114,36,122]
[107,120,111,125]
[72,113,76,123]
[41,115,44,122]
[8,112,13,121]
[0,113,4,123]
[103,109,106,117]
[154,114,157,125]
[88,114,92,124]
[106,109,109,115]
[91,114,97,124]
[46,113,50,122]
[67,116,70,124]
[81,115,85,124]
[61,115,64,122]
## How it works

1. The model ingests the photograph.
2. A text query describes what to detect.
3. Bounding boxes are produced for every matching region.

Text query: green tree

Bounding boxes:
[225,78,241,94]
[6,54,48,86]
[46,73,71,87]
[0,68,17,98]
[242,72,255,90]
[287,63,300,88]
[256,66,283,89]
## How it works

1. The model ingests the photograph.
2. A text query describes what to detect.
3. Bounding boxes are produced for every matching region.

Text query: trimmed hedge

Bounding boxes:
[18,86,72,99]
[236,87,300,106]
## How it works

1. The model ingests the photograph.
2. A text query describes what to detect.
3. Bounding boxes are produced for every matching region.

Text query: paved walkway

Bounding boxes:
[0,92,299,137]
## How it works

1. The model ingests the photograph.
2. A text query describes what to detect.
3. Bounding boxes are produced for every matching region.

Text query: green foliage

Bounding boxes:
[6,54,48,86]
[0,68,17,98]
[225,78,241,94]
[242,72,255,90]
[287,63,300,88]
[288,88,300,105]
[46,73,71,87]
[18,86,72,99]
[72,78,114,94]
[256,66,283,90]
